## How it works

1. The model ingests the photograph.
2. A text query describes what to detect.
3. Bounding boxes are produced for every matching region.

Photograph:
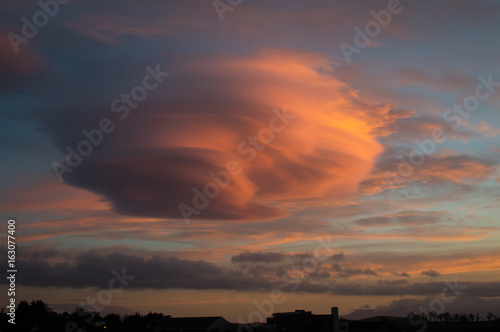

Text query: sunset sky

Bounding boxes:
[1,0,500,322]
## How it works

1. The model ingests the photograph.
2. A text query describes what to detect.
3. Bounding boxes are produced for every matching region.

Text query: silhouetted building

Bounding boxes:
[266,308,348,332]
[155,316,234,332]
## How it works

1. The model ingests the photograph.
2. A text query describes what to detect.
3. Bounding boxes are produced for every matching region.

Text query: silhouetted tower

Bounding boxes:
[332,307,339,332]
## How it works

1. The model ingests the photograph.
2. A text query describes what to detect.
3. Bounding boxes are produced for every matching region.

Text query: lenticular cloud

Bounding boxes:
[61,49,394,221]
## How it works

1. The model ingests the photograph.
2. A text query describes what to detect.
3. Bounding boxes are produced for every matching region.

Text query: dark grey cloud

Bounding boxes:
[231,251,345,264]
[421,269,441,278]
[13,252,273,291]
[377,279,409,286]
[331,252,345,260]
[29,248,73,260]
[332,263,378,277]
[231,250,337,281]
[392,271,411,278]
[4,250,500,300]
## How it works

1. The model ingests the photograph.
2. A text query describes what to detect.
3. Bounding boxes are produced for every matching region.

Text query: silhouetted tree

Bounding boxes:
[14,299,67,331]
[123,312,146,332]
[144,311,164,329]
[487,312,494,321]
[105,313,122,330]
[17,300,51,331]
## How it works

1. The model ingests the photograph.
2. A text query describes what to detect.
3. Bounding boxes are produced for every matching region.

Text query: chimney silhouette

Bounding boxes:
[332,307,339,332]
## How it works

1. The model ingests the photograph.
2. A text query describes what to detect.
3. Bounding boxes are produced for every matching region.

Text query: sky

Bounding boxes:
[1,0,500,322]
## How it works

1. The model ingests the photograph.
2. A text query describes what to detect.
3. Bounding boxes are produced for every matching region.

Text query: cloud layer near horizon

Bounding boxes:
[8,250,500,301]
